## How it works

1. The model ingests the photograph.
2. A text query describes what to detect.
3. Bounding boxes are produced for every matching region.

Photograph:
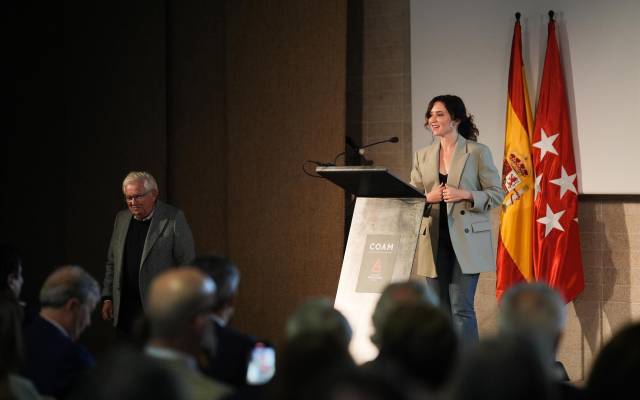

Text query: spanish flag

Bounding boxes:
[496,15,534,300]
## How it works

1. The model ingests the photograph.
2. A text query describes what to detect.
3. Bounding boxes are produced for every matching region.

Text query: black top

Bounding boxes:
[121,217,151,331]
[438,173,450,238]
[436,173,456,277]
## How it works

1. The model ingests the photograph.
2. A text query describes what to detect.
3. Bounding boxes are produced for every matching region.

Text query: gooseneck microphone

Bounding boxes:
[333,135,400,165]
[358,136,399,154]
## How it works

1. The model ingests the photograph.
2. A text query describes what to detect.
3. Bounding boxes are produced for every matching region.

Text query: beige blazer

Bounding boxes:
[410,136,504,277]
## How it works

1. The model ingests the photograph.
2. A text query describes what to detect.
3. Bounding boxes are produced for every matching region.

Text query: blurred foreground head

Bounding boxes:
[371,280,439,347]
[286,297,352,349]
[498,282,565,371]
[147,267,217,343]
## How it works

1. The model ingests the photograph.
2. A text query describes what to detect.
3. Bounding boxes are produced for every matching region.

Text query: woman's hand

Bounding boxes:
[443,184,473,203]
[426,183,445,203]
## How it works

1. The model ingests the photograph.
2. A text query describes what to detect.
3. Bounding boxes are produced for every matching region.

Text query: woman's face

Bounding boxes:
[426,101,457,137]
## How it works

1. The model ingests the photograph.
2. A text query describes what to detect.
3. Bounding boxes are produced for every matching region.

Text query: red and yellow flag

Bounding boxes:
[531,17,584,302]
[496,16,535,300]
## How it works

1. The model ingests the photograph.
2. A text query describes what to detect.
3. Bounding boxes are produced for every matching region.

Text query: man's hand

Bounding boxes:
[101,300,113,321]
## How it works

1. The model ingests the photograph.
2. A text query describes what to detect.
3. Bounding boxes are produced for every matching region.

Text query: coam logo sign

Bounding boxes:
[369,242,394,251]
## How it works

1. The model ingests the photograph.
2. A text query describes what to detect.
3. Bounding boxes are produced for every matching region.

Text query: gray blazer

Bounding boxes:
[102,201,195,325]
[410,136,504,277]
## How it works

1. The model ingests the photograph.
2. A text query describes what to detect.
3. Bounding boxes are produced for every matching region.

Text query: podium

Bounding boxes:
[317,166,425,363]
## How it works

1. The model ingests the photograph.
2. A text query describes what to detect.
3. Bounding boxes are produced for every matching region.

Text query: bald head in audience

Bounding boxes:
[146,267,217,355]
[145,268,233,400]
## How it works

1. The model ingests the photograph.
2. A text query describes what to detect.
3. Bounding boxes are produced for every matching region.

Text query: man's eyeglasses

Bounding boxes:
[125,190,151,203]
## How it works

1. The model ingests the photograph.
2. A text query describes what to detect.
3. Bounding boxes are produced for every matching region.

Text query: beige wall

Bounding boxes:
[355,0,640,382]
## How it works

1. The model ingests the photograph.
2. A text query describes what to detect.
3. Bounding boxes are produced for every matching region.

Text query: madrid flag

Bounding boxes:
[496,17,535,300]
[531,17,584,302]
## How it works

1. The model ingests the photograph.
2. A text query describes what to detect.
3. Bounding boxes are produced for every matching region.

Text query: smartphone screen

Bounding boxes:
[246,342,276,385]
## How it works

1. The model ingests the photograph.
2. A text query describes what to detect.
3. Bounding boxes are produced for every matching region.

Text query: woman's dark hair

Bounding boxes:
[0,244,22,293]
[425,94,479,141]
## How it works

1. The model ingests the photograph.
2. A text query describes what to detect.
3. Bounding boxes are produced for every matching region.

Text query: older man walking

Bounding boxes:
[101,171,195,337]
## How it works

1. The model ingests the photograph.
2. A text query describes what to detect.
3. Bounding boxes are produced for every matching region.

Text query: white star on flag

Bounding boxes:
[533,128,559,161]
[537,204,565,237]
[550,167,577,198]
[535,174,543,200]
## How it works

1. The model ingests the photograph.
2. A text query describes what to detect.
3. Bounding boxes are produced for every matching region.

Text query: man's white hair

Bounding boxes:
[122,171,158,194]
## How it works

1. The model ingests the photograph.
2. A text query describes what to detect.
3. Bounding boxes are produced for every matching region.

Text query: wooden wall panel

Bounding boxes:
[167,0,228,256]
[63,0,168,352]
[225,0,347,347]
[10,0,347,355]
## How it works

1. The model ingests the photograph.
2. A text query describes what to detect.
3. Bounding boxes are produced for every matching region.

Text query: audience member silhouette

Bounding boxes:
[22,265,99,398]
[271,332,356,400]
[370,279,439,348]
[145,267,232,400]
[0,292,41,399]
[0,244,23,299]
[498,282,585,399]
[270,298,355,400]
[309,368,409,400]
[192,255,263,388]
[586,321,640,400]
[69,347,185,400]
[371,303,458,396]
[0,244,37,327]
[286,297,352,349]
[449,335,554,400]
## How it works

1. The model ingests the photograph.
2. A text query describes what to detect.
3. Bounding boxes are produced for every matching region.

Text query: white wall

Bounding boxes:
[410,0,640,194]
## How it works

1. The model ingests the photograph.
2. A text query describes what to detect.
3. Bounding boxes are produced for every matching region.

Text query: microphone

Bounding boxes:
[334,136,399,165]
[358,136,400,154]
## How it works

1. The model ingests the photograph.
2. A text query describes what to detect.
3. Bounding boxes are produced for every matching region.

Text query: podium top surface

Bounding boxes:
[316,166,425,198]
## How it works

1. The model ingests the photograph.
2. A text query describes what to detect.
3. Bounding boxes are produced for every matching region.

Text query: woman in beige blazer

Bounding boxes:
[411,95,504,346]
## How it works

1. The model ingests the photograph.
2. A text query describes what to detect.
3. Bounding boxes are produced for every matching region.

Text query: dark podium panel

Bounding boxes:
[316,166,424,198]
